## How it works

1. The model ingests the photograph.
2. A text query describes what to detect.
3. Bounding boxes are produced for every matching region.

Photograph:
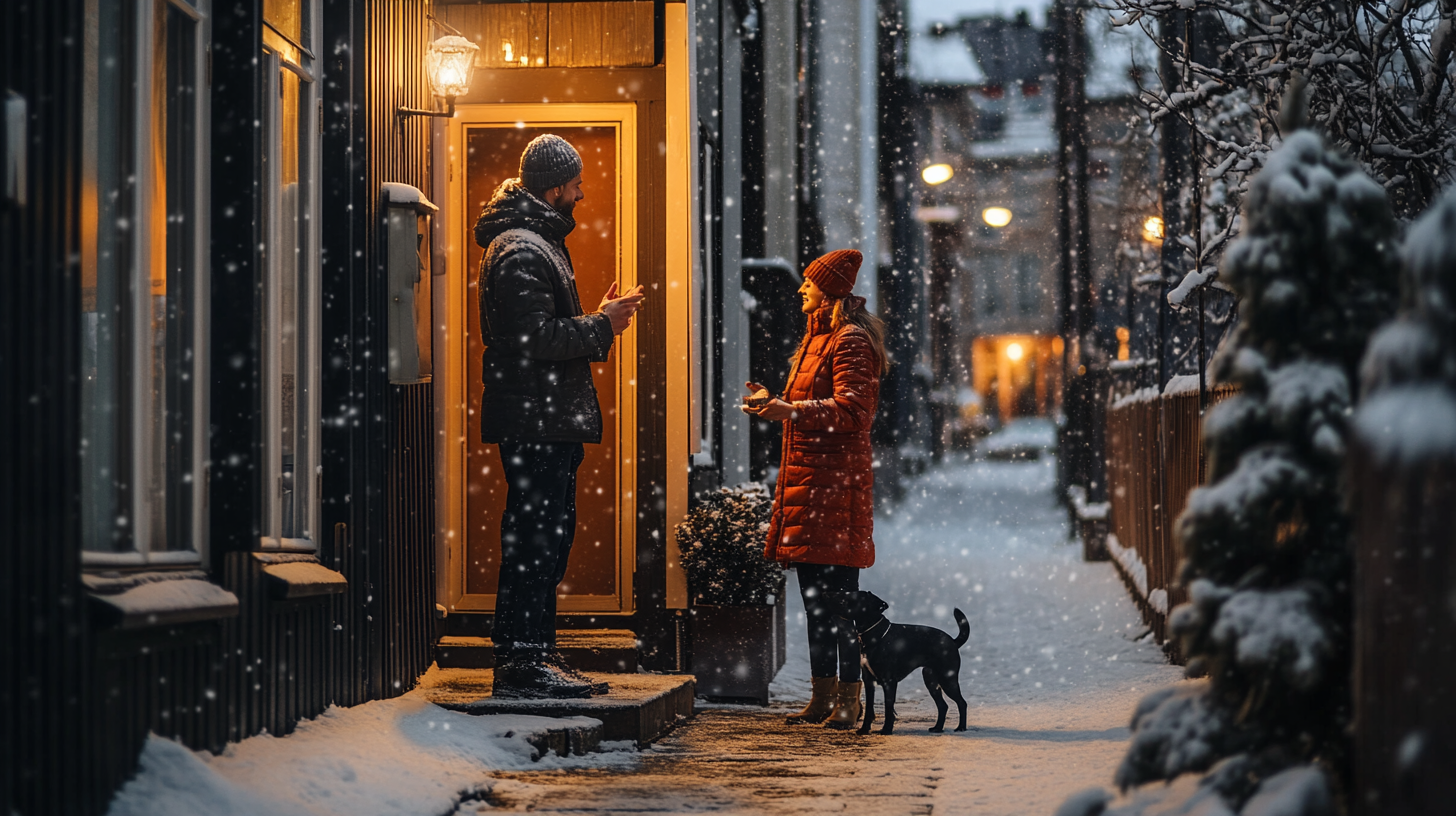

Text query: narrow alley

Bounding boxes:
[458,450,1182,815]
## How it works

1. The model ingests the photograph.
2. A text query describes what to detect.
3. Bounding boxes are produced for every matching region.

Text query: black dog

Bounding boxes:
[847,590,969,735]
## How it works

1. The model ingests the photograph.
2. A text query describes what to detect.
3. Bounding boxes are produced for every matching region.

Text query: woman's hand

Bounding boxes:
[742,382,797,421]
[753,398,798,422]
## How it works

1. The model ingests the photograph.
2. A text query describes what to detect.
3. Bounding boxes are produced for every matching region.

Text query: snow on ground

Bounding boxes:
[108,451,1181,815]
[775,452,1181,728]
[106,700,632,816]
[765,452,1186,813]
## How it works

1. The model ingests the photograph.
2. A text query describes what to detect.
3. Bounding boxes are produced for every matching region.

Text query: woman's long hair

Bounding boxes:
[832,297,891,376]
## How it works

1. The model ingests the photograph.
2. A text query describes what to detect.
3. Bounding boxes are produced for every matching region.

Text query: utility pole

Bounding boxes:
[1054,0,1094,498]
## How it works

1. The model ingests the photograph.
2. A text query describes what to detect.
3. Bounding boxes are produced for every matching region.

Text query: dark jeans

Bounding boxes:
[797,563,861,682]
[493,440,585,652]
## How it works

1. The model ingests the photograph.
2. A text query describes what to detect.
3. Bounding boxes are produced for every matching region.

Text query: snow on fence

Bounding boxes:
[1104,380,1238,654]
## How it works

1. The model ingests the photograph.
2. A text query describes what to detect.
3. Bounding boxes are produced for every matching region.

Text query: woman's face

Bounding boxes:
[799,277,825,314]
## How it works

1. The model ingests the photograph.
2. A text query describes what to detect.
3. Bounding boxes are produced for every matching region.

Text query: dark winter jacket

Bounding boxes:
[474,179,614,443]
[764,301,880,568]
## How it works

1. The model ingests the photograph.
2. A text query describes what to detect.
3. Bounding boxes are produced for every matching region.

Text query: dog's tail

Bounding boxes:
[953,609,969,648]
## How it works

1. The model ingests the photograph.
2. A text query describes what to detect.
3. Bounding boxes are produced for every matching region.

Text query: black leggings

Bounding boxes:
[797,563,861,683]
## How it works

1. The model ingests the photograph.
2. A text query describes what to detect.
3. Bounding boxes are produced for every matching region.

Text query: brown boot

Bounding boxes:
[823,681,863,730]
[785,677,838,724]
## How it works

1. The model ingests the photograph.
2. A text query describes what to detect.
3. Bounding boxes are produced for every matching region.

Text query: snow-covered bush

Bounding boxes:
[1111,130,1400,811]
[675,483,784,606]
[1357,188,1456,461]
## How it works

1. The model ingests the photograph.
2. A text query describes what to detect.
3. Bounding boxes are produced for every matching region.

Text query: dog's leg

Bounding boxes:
[922,667,949,733]
[880,680,898,735]
[857,677,877,735]
[942,667,969,732]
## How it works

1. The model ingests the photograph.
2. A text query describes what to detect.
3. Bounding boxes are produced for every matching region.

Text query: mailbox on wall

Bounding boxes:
[382,183,438,384]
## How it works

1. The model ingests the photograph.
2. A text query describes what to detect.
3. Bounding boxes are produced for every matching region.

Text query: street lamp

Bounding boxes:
[1006,342,1024,361]
[982,207,1013,228]
[398,35,481,122]
[1141,215,1165,243]
[922,163,955,185]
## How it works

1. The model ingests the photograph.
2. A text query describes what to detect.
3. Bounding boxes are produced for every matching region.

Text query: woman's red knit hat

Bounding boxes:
[804,249,862,298]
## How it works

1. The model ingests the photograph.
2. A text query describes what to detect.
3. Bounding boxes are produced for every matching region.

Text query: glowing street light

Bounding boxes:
[982,207,1013,228]
[1142,215,1165,243]
[922,163,955,185]
[1006,342,1024,361]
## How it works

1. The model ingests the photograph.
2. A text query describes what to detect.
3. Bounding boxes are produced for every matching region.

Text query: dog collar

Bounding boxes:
[863,616,890,637]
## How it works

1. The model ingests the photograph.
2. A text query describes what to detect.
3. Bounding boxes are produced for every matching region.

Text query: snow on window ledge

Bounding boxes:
[83,570,240,630]
[251,553,348,600]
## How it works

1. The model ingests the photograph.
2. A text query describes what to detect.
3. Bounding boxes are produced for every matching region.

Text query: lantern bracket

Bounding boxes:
[397,96,458,123]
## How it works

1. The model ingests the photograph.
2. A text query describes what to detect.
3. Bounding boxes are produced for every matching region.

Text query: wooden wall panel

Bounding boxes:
[441,1,655,70]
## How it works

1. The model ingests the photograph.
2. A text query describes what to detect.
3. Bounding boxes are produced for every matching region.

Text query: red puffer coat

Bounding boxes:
[764,304,880,568]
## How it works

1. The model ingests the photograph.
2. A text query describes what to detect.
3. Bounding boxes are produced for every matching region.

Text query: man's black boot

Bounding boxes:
[545,649,610,695]
[492,646,592,699]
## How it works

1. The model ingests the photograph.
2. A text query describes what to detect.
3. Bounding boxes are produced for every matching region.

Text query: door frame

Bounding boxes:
[435,103,639,615]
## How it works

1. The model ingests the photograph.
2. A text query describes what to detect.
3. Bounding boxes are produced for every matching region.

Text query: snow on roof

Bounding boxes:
[908,0,1045,30]
[1085,12,1157,100]
[969,103,1055,159]
[909,25,987,87]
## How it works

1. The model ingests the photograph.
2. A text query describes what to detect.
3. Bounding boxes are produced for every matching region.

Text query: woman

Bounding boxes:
[742,248,889,730]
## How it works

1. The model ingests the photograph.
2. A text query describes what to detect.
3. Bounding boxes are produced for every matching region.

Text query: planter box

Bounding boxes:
[689,601,787,705]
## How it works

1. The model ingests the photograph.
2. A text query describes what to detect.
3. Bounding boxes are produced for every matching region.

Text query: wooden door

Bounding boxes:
[440,105,638,615]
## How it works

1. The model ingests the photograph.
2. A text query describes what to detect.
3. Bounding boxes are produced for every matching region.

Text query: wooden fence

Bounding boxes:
[1349,439,1456,816]
[1103,381,1237,648]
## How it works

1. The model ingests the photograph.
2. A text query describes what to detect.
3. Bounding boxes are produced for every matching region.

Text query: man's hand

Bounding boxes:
[600,281,646,335]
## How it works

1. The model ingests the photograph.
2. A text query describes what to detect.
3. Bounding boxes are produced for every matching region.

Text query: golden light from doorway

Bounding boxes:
[1006,342,1024,361]
[922,163,955,185]
[425,35,481,100]
[1141,215,1165,243]
[982,206,1013,228]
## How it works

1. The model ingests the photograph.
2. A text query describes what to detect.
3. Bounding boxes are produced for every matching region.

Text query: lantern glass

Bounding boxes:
[425,35,479,99]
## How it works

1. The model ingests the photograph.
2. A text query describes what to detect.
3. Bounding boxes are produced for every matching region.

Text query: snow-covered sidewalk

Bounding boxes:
[107,453,1182,815]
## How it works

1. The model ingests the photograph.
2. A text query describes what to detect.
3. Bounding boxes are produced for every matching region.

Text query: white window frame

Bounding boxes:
[258,0,322,552]
[692,131,717,467]
[81,0,212,569]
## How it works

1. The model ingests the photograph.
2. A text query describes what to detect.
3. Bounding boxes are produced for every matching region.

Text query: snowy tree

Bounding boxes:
[1099,0,1456,307]
[1111,129,1400,811]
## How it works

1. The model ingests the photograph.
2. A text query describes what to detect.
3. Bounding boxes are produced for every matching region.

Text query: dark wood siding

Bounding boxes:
[2,1,440,812]
[1,0,92,813]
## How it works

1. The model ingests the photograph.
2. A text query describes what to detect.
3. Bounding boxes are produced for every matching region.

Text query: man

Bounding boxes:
[474,134,645,699]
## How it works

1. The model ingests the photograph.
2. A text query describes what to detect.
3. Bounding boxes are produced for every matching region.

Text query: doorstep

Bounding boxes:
[435,629,639,672]
[415,663,694,747]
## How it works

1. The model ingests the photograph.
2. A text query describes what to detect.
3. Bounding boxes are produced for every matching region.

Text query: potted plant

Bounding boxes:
[676,482,787,704]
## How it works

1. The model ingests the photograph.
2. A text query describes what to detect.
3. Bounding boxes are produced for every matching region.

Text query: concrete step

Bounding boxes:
[415,663,694,747]
[435,629,639,672]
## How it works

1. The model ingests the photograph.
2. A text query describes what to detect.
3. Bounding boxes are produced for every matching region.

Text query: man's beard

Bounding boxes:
[554,200,576,218]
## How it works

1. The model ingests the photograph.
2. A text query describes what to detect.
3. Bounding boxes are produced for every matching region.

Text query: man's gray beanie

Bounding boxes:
[519,134,583,193]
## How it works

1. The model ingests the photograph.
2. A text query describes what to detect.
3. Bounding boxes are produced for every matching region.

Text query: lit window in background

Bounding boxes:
[1116,326,1131,361]
[1006,342,1024,361]
[982,207,1013,228]
[922,163,954,185]
[1142,215,1165,243]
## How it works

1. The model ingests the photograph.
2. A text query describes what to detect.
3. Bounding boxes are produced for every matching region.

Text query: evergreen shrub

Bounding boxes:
[675,483,784,606]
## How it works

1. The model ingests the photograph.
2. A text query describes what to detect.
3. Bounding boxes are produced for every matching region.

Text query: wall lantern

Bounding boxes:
[982,206,1013,228]
[922,163,955,185]
[1006,341,1024,361]
[398,35,481,122]
[1142,215,1165,243]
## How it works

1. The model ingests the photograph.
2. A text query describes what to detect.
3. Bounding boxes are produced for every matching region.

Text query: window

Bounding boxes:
[80,0,209,565]
[260,0,320,550]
